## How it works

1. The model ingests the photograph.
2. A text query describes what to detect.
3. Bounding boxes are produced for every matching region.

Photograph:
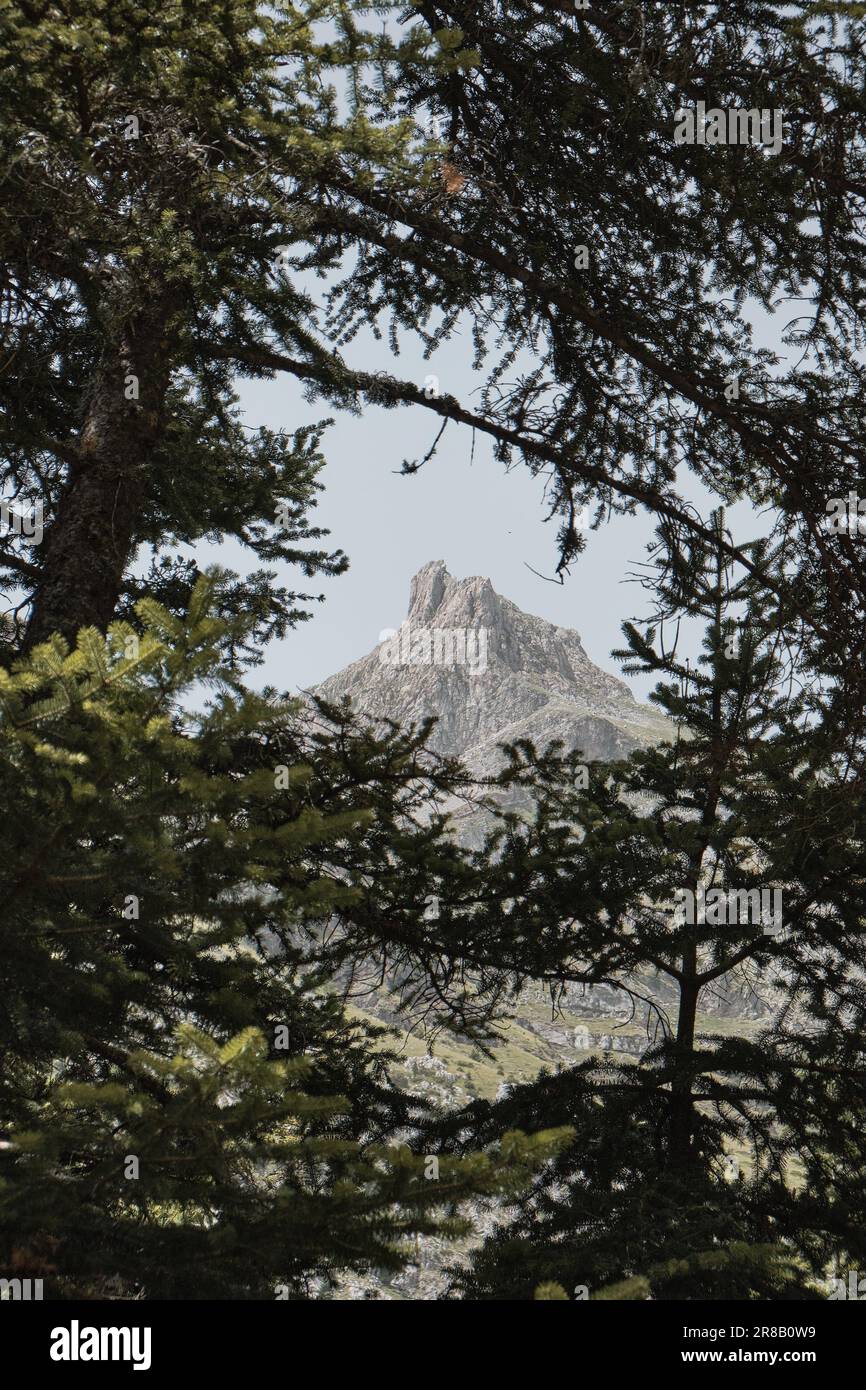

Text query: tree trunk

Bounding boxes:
[670,955,699,1170]
[23,297,175,651]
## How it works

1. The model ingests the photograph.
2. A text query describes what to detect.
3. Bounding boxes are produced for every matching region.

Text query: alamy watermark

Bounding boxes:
[825,493,866,535]
[672,886,785,937]
[829,1271,866,1300]
[49,1322,151,1371]
[0,497,43,546]
[378,625,489,675]
[674,102,784,157]
[0,1277,43,1300]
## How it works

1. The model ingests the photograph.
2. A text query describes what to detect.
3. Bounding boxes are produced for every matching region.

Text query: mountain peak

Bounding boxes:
[314,563,667,773]
[408,560,450,620]
[408,560,499,628]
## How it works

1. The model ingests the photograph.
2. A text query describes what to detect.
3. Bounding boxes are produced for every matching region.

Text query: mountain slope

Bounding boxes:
[313,562,771,1123]
[313,559,669,774]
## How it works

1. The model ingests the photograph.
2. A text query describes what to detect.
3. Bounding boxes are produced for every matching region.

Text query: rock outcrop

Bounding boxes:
[313,559,668,775]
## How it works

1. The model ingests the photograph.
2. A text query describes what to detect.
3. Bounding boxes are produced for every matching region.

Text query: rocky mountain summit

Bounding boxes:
[314,559,669,777]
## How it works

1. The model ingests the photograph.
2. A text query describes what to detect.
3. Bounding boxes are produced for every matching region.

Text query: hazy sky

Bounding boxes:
[232,360,659,700]
[222,309,772,705]
[203,32,784,710]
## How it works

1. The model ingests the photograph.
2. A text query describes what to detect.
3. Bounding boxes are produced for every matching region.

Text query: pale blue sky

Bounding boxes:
[211,26,786,707]
[223,311,775,704]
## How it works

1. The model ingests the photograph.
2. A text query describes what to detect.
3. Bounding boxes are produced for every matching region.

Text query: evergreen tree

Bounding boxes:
[0,0,474,648]
[424,511,866,1298]
[5,0,866,1304]
[6,0,866,673]
[0,583,570,1298]
[316,1,866,677]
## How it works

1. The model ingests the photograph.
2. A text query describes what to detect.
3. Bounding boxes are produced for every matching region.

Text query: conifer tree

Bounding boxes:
[425,511,866,1299]
[5,0,866,674]
[0,583,569,1298]
[0,5,575,1298]
[5,0,866,1304]
[316,1,866,676]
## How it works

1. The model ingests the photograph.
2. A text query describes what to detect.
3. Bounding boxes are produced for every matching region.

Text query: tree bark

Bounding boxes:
[670,952,699,1170]
[23,297,175,651]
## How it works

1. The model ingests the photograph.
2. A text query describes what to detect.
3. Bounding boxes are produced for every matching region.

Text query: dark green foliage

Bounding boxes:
[4,0,866,1302]
[436,1071,821,1301]
[423,514,866,1298]
[0,585,569,1298]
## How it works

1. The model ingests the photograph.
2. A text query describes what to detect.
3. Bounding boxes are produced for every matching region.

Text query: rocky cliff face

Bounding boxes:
[313,559,668,776]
